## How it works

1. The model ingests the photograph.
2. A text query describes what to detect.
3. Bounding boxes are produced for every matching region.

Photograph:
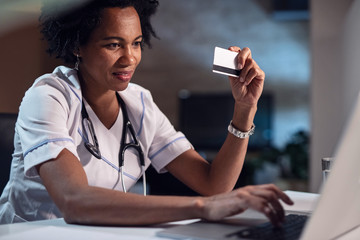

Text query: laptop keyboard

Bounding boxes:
[226,214,308,240]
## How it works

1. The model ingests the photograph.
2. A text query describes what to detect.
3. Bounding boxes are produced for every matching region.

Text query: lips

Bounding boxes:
[113,71,133,82]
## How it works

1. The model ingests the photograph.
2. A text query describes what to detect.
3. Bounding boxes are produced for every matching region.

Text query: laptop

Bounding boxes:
[157,93,360,240]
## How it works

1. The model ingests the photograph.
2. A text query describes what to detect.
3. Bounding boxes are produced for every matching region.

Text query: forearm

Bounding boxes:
[63,186,203,225]
[38,150,202,226]
[208,103,257,193]
[61,182,293,228]
[206,45,265,194]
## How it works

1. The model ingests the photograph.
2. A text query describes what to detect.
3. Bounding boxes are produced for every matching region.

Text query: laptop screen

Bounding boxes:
[301,93,360,239]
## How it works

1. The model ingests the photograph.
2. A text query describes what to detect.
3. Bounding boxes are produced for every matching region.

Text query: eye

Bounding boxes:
[133,41,143,48]
[105,43,121,50]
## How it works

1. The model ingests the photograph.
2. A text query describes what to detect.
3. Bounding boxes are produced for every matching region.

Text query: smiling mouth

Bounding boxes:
[113,71,133,81]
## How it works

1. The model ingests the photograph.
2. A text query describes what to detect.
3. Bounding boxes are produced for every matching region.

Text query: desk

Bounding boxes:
[0,217,199,239]
[0,191,359,240]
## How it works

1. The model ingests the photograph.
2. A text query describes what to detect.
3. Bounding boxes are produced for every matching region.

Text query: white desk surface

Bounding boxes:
[0,191,359,239]
[0,217,198,239]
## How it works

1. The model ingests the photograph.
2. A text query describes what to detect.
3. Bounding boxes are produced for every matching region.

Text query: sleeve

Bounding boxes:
[145,92,193,173]
[18,81,80,178]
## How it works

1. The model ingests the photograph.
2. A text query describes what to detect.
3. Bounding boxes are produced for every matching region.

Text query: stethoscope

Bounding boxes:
[81,92,146,196]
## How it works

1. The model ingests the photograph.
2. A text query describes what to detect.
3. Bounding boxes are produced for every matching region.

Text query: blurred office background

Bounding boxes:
[0,0,358,194]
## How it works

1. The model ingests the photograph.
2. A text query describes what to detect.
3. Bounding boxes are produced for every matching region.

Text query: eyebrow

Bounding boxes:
[102,35,143,41]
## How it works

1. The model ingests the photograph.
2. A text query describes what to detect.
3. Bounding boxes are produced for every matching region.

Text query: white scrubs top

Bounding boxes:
[0,66,192,224]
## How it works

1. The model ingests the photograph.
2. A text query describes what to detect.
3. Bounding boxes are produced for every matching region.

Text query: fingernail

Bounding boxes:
[240,77,245,83]
[238,63,243,69]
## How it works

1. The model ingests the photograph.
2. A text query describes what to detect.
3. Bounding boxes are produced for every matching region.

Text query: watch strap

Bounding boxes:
[228,121,255,138]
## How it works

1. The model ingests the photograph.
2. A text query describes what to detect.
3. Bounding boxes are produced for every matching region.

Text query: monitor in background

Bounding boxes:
[178,90,273,152]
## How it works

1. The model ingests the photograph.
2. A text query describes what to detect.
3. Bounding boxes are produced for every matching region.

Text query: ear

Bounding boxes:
[73,47,81,57]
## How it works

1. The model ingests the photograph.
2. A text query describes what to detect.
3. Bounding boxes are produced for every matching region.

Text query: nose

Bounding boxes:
[118,46,136,66]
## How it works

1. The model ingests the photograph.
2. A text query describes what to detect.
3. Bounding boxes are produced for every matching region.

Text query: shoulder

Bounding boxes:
[25,66,81,102]
[32,66,81,99]
[20,66,82,117]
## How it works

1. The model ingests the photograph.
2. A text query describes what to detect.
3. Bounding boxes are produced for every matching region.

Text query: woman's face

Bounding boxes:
[78,7,142,93]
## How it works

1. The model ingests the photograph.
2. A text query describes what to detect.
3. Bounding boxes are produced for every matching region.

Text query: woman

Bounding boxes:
[0,0,293,226]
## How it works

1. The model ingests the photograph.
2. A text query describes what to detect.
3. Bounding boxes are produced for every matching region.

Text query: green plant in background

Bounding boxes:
[249,146,282,169]
[246,130,309,182]
[281,130,309,179]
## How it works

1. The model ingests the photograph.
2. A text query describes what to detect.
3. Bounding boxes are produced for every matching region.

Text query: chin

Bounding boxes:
[114,83,130,92]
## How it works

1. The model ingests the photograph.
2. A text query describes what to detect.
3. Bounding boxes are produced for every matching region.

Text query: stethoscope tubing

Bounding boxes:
[81,92,146,195]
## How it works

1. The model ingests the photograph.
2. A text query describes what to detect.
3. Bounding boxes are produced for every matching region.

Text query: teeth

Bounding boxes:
[115,73,128,75]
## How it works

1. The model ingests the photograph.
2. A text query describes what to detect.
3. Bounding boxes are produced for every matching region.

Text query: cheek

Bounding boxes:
[86,54,117,73]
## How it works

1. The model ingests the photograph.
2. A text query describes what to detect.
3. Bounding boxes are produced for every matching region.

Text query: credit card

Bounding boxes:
[212,46,241,77]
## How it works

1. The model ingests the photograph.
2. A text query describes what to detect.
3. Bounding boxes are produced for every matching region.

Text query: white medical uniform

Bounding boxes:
[0,66,192,224]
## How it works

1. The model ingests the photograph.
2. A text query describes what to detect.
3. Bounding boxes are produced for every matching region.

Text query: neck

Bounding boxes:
[81,88,120,130]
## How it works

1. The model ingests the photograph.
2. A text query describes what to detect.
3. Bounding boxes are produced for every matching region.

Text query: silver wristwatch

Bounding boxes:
[227,121,255,138]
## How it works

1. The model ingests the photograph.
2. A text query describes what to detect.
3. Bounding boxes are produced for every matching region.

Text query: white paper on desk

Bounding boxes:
[282,190,319,214]
[0,226,161,240]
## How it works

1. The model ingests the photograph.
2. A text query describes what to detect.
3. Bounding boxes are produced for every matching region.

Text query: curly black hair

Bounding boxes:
[39,0,159,64]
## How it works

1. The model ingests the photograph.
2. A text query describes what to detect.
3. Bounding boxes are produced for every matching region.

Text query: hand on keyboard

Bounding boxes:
[201,184,294,227]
